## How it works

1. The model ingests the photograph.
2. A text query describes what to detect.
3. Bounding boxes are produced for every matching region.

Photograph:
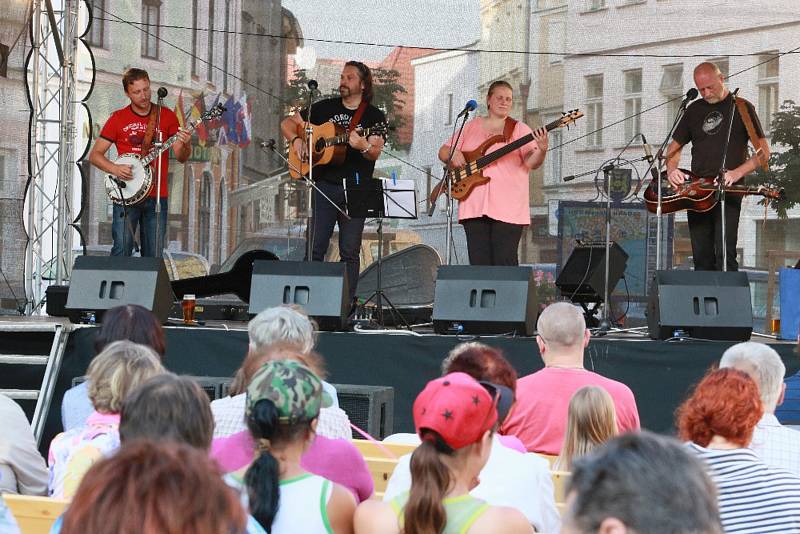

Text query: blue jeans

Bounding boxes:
[111,197,168,257]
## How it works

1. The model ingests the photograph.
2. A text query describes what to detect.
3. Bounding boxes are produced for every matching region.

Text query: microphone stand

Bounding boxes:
[717,88,739,273]
[153,95,165,258]
[303,85,317,262]
[437,110,472,265]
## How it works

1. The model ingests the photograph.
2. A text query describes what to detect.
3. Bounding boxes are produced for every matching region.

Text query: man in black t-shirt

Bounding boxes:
[666,62,770,271]
[281,61,386,305]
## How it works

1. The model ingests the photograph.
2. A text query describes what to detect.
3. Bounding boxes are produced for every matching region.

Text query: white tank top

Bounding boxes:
[271,473,334,534]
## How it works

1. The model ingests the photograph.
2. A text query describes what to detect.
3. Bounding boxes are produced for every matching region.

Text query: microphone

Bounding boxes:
[307,79,319,92]
[260,139,277,150]
[110,177,127,189]
[157,87,168,99]
[456,100,478,119]
[641,134,660,181]
[563,175,576,182]
[681,87,698,107]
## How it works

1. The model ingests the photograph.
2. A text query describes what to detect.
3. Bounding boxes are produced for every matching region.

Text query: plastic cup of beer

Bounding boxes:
[182,294,196,325]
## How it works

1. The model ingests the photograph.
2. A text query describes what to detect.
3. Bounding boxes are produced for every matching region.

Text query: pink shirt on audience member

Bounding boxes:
[501,367,640,455]
[210,431,373,502]
[443,117,536,226]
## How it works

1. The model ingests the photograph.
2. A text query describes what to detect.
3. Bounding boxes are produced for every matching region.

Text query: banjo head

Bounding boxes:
[104,153,153,205]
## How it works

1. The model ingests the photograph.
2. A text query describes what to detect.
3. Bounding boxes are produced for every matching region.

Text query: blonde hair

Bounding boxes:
[87,340,164,413]
[556,386,617,471]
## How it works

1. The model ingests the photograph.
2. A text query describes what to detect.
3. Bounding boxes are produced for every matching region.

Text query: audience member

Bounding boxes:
[774,335,800,424]
[501,302,640,454]
[720,341,800,475]
[678,367,800,533]
[212,306,351,439]
[61,304,166,431]
[555,386,618,471]
[562,431,722,534]
[384,342,560,533]
[0,497,20,534]
[225,360,356,533]
[53,441,252,534]
[356,372,533,534]
[48,341,163,498]
[0,394,48,495]
[120,373,214,450]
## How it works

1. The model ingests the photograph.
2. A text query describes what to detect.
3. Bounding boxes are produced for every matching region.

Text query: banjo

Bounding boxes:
[104,103,225,205]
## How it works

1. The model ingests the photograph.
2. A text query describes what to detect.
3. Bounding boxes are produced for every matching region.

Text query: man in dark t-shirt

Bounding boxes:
[666,62,770,271]
[281,61,387,305]
[88,68,191,257]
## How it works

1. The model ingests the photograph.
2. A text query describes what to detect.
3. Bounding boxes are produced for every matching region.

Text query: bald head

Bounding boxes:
[537,302,586,350]
[694,61,727,104]
[694,62,722,78]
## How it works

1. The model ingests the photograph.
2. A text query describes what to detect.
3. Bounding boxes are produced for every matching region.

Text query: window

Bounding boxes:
[191,1,199,76]
[585,74,603,147]
[757,52,779,134]
[587,0,605,10]
[445,93,454,125]
[141,0,161,59]
[660,64,684,129]
[624,69,642,141]
[207,0,215,83]
[544,129,562,185]
[87,0,106,48]
[199,172,212,258]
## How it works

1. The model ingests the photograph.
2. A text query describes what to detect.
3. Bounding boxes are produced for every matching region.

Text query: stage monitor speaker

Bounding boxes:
[647,270,753,341]
[65,256,174,323]
[334,384,394,440]
[249,261,349,331]
[556,242,628,303]
[432,266,537,336]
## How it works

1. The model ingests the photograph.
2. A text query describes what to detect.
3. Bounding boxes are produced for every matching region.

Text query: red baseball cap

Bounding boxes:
[413,372,500,450]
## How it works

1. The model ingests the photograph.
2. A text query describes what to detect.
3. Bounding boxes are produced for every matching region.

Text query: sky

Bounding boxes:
[281,0,481,62]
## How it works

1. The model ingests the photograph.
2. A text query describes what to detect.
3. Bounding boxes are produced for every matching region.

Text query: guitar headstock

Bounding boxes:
[557,109,584,129]
[759,185,786,201]
[368,122,391,136]
[201,103,226,121]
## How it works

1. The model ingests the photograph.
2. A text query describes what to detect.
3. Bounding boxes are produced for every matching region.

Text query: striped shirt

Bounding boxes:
[687,443,800,533]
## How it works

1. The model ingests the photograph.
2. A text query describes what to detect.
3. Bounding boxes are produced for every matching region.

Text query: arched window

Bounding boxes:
[199,171,212,258]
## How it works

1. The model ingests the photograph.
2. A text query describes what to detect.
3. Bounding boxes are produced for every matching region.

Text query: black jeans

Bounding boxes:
[461,216,525,266]
[687,198,741,271]
[309,180,365,303]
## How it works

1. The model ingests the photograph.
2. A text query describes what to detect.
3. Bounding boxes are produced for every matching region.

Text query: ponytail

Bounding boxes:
[245,399,281,532]
[403,435,452,534]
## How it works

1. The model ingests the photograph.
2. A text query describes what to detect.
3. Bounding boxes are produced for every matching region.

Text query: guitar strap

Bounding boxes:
[503,117,518,142]
[347,100,369,133]
[735,97,769,172]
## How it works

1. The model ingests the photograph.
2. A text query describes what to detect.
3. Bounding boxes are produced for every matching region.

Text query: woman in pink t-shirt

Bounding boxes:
[438,81,549,265]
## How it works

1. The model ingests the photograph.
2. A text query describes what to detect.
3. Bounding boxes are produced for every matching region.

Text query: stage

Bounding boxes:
[3,319,794,454]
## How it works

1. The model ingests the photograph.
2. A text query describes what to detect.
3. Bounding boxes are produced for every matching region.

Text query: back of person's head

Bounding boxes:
[677,367,763,448]
[537,301,586,350]
[405,372,510,534]
[247,305,316,353]
[719,342,785,411]
[441,342,517,395]
[557,386,618,471]
[119,373,214,451]
[563,431,722,534]
[86,340,164,414]
[93,304,166,356]
[244,360,331,531]
[227,342,327,396]
[59,440,246,534]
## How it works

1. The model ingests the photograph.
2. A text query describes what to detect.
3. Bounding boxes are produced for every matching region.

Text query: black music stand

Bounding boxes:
[345,177,417,329]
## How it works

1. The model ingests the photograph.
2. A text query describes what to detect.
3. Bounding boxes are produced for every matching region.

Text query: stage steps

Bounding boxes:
[0,320,71,445]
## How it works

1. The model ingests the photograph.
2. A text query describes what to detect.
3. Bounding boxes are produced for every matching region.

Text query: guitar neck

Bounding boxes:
[141,119,198,166]
[326,127,380,148]
[474,116,563,170]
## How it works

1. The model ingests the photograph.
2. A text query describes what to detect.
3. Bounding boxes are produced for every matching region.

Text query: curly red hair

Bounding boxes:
[677,367,763,447]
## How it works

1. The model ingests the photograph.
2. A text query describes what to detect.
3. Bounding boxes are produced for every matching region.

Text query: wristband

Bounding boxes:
[360,144,372,154]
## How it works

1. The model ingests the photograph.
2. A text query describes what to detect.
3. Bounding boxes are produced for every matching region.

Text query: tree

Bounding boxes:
[284,67,407,149]
[751,100,800,218]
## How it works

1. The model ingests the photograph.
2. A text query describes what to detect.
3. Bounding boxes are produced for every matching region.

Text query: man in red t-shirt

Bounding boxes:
[89,68,191,257]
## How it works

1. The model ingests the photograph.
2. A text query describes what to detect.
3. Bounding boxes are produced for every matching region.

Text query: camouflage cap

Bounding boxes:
[246,360,332,424]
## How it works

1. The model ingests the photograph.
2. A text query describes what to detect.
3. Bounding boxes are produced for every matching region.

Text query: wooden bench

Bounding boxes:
[3,494,69,534]
[352,439,417,499]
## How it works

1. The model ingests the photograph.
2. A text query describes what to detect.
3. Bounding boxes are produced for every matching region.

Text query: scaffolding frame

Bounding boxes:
[24,0,81,314]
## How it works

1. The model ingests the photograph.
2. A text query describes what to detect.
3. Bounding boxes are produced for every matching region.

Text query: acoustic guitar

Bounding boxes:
[643,169,784,214]
[288,121,389,179]
[429,109,583,203]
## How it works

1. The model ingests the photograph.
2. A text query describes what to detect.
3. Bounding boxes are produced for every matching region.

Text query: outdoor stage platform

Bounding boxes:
[5,320,793,453]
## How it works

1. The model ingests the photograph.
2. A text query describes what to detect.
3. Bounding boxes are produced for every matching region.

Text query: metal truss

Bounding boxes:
[24,0,81,314]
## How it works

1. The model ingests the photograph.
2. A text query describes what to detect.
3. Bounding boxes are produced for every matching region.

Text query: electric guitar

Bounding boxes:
[104,103,226,205]
[643,169,784,214]
[429,109,583,203]
[288,121,390,179]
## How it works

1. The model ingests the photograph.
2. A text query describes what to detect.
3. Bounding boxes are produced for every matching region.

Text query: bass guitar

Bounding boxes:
[104,103,226,205]
[288,121,389,179]
[643,169,784,214]
[429,109,583,203]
